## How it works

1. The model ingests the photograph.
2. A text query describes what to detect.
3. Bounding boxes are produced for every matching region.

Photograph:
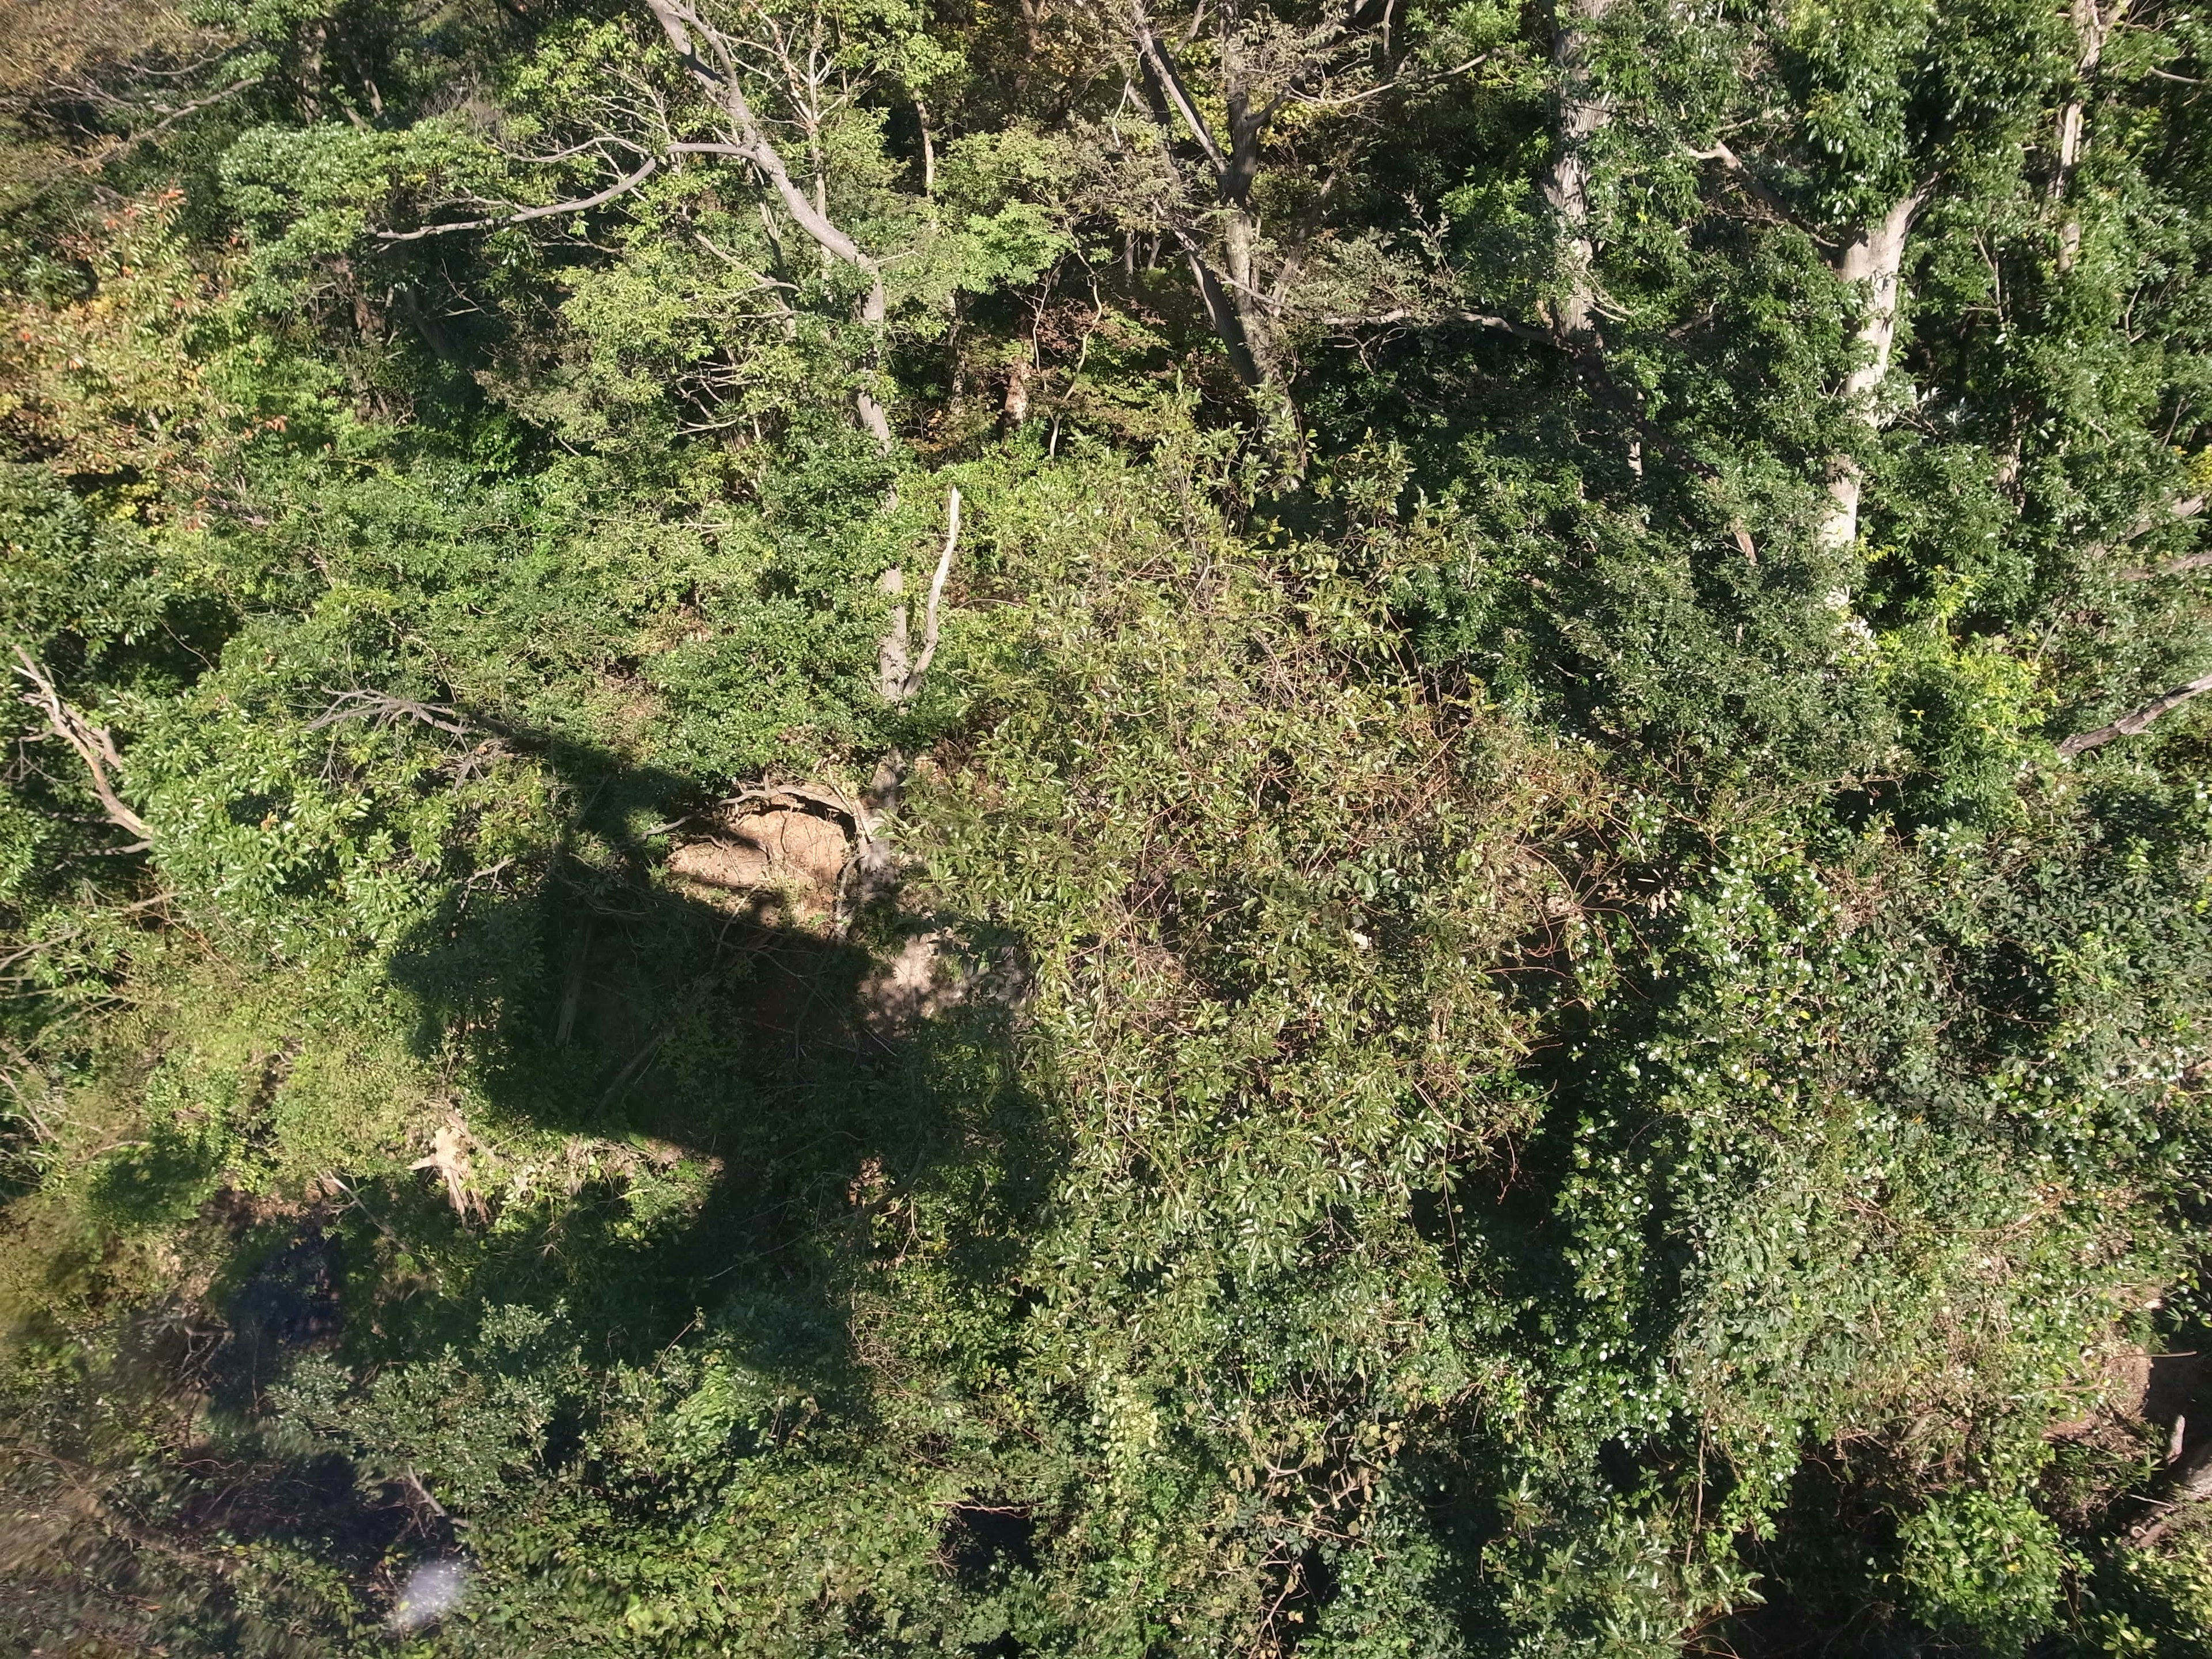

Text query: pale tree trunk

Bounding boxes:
[914,94,937,196]
[1816,191,1922,553]
[1539,0,1615,340]
[2054,0,2127,273]
[854,278,893,449]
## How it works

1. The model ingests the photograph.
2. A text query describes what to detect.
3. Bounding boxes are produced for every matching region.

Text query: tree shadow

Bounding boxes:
[34,721,1071,1649]
[357,721,1055,1403]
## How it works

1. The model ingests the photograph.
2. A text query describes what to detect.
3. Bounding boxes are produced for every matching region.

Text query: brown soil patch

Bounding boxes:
[668,804,851,926]
[2049,1340,2211,1464]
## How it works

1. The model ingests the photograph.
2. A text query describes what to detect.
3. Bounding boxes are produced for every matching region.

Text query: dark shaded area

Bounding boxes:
[942,1499,1039,1589]
[206,1219,342,1412]
[1703,1449,1931,1659]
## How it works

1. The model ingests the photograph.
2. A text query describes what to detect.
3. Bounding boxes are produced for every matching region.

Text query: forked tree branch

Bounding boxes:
[645,0,892,446]
[643,1,879,278]
[12,650,152,847]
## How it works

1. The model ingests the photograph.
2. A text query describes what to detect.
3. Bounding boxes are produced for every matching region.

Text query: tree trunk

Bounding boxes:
[2054,0,2127,273]
[1218,202,1300,457]
[1126,6,1300,460]
[855,276,893,450]
[1817,192,1921,553]
[1539,0,1615,340]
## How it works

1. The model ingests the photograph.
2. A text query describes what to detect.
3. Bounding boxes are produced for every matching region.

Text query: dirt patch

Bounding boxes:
[2048,1339,2210,1464]
[667,802,851,927]
[861,930,965,1026]
[2049,1340,2155,1448]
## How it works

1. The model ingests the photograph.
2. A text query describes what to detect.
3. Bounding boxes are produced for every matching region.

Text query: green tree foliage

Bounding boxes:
[5,1,2212,1654]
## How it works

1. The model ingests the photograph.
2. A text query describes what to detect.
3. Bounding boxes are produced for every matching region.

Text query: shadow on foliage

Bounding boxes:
[355,718,1051,1395]
[7,717,1055,1650]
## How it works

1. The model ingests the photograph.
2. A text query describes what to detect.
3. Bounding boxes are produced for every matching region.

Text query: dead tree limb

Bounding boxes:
[305,689,474,735]
[1687,139,1929,551]
[2054,0,2131,272]
[12,650,151,847]
[2126,1437,2212,1548]
[2059,670,2212,757]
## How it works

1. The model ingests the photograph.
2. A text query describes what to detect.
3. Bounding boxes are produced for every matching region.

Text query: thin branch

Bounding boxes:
[12,650,151,846]
[2059,669,2212,756]
[1286,52,1486,110]
[123,73,264,143]
[899,486,961,702]
[2122,550,2212,579]
[500,133,654,166]
[373,156,660,241]
[646,3,877,276]
[1685,139,1839,252]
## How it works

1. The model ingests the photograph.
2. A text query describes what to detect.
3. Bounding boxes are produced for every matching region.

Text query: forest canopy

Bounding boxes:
[4,0,2212,1653]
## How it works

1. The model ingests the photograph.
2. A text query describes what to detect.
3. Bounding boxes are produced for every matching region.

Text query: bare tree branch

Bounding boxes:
[12,650,151,847]
[2122,550,2212,579]
[1129,8,1229,177]
[2059,669,2212,756]
[373,154,661,241]
[897,486,960,702]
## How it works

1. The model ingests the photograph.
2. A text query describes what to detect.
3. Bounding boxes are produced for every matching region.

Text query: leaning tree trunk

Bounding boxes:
[1539,0,1615,341]
[1817,192,1922,554]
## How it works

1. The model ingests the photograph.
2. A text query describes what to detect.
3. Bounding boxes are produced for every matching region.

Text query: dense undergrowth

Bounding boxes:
[5,0,2212,1653]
